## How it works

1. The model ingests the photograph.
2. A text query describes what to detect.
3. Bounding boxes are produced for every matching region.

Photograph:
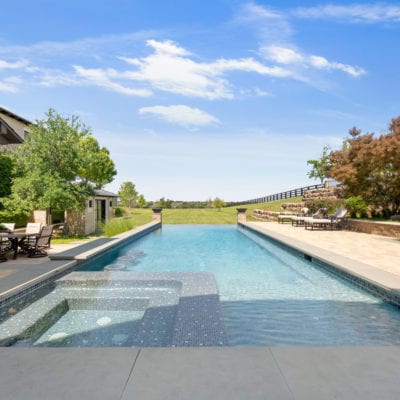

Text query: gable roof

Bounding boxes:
[0,116,24,144]
[94,189,119,198]
[0,107,32,125]
[0,107,31,145]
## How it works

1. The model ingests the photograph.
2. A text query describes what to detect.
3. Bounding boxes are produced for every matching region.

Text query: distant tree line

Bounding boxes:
[115,193,226,210]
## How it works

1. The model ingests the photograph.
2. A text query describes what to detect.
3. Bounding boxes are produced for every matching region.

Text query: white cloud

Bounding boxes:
[0,79,19,93]
[0,31,156,59]
[0,59,29,70]
[294,4,400,23]
[264,47,304,65]
[73,65,152,96]
[114,39,290,99]
[138,105,220,127]
[263,46,366,77]
[0,76,23,93]
[238,2,293,41]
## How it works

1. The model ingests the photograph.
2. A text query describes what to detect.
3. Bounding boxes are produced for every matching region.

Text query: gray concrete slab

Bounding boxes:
[0,259,77,301]
[272,346,400,400]
[122,347,294,400]
[49,238,116,260]
[0,348,138,400]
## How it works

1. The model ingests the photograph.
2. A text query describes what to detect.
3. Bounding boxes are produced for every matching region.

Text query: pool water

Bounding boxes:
[80,224,400,346]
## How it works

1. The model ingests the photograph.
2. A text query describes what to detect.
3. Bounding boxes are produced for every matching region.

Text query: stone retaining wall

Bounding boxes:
[346,219,400,238]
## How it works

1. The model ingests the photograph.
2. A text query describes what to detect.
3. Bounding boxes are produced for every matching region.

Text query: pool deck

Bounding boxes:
[1,222,400,399]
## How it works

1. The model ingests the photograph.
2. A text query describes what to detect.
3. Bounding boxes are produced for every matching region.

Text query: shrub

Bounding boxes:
[114,207,124,217]
[345,196,368,218]
[305,199,345,215]
[102,217,135,237]
[0,210,29,228]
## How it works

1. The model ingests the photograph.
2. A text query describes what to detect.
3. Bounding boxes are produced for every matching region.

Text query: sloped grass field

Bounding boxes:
[55,198,302,240]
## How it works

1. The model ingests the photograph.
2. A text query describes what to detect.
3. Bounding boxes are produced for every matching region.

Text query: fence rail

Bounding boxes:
[226,183,325,207]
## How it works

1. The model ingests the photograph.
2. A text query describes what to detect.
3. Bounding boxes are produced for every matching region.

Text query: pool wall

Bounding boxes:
[239,222,400,307]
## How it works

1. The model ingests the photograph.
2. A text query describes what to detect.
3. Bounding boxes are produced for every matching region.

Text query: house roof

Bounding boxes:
[94,189,119,197]
[0,116,24,144]
[0,107,32,125]
[0,107,31,145]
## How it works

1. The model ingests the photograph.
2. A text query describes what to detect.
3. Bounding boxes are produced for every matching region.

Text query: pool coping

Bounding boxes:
[240,221,400,306]
[49,221,161,261]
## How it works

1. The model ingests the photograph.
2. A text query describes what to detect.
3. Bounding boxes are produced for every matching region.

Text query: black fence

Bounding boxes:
[226,183,325,207]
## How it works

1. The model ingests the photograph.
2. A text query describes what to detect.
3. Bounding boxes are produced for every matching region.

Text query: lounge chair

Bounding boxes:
[277,214,295,223]
[291,207,325,227]
[20,225,54,257]
[305,208,347,230]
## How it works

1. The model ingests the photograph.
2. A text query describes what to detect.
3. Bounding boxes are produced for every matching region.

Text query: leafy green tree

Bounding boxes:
[307,145,331,183]
[0,154,13,200]
[5,109,116,214]
[213,197,225,211]
[118,181,138,208]
[155,197,172,208]
[137,194,146,208]
[77,136,116,189]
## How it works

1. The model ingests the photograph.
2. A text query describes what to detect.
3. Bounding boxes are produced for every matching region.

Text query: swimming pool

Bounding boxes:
[79,224,400,346]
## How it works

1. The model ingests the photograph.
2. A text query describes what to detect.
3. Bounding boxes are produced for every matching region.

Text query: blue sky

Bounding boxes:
[1,1,399,201]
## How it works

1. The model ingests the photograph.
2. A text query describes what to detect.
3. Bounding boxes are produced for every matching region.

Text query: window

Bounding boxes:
[109,201,113,207]
[88,200,93,208]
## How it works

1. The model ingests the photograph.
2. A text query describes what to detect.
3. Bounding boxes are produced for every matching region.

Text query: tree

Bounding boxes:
[307,145,331,183]
[137,194,146,208]
[328,116,400,215]
[118,181,138,208]
[213,197,225,211]
[0,154,13,201]
[5,109,116,214]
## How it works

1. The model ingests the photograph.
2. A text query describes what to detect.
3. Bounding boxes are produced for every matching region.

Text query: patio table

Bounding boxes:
[0,232,38,260]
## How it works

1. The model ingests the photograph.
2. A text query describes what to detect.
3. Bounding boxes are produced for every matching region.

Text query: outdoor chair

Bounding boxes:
[25,222,42,235]
[22,222,43,247]
[0,223,15,261]
[305,208,347,230]
[20,224,54,258]
[2,223,15,232]
[0,236,11,262]
[291,207,324,227]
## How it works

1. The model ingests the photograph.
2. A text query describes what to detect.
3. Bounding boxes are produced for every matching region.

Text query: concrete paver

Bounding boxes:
[122,347,294,400]
[272,346,400,400]
[0,348,138,400]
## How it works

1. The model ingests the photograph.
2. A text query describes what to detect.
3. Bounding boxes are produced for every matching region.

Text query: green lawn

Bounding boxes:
[124,197,303,225]
[55,198,303,240]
